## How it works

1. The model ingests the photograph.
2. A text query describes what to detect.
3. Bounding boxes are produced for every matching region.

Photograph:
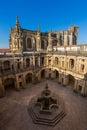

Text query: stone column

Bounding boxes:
[81,80,86,96]
[37,72,41,81]
[73,78,78,92]
[47,31,52,51]
[33,54,35,67]
[21,57,24,70]
[36,32,41,51]
[15,75,20,91]
[51,70,55,79]
[69,32,73,46]
[64,33,68,46]
[45,69,49,79]
[38,56,40,66]
[63,74,68,86]
[58,72,62,83]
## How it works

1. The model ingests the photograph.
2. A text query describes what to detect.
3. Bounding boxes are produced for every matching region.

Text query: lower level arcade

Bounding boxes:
[0,67,87,97]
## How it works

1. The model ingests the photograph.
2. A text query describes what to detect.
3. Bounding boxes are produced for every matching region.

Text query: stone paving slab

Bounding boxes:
[0,80,87,130]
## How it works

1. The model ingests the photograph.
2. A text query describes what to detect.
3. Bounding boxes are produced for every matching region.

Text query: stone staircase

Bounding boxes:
[28,107,66,126]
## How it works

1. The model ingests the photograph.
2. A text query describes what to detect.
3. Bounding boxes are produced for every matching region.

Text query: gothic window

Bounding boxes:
[67,36,69,45]
[69,59,74,69]
[53,40,57,46]
[41,57,44,65]
[27,38,32,49]
[73,35,77,45]
[59,35,62,46]
[41,40,45,49]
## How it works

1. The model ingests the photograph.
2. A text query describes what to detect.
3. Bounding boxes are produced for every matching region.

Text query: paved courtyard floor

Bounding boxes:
[0,80,87,130]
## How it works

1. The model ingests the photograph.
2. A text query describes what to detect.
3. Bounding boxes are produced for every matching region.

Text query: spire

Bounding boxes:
[16,16,18,24]
[15,15,20,30]
[38,24,40,32]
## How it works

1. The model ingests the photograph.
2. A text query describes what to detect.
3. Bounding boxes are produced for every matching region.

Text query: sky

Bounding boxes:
[0,0,87,48]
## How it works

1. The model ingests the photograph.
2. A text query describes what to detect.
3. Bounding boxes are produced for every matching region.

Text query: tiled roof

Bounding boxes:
[0,48,10,53]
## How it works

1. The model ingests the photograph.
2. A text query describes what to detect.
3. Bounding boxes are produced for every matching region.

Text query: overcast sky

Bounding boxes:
[0,0,87,48]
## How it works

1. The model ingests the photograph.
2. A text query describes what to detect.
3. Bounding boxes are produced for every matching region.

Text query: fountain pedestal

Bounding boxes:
[28,84,66,126]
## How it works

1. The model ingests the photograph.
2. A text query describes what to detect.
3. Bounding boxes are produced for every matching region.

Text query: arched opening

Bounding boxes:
[35,57,38,67]
[41,69,45,79]
[49,73,51,79]
[68,74,75,87]
[4,60,10,71]
[17,63,21,70]
[4,78,15,91]
[44,40,48,49]
[41,57,44,65]
[73,35,77,45]
[59,35,62,46]
[78,85,82,92]
[26,73,32,84]
[41,40,45,49]
[69,59,75,69]
[81,64,84,72]
[27,38,32,49]
[55,57,59,65]
[26,58,30,68]
[55,70,59,78]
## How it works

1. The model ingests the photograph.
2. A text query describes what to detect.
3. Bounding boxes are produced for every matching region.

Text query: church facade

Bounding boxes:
[0,16,87,97]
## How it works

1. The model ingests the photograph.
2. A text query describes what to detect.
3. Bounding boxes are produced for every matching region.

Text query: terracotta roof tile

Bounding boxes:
[0,48,10,53]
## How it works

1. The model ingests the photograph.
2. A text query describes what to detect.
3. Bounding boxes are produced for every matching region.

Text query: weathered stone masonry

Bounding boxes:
[0,16,87,97]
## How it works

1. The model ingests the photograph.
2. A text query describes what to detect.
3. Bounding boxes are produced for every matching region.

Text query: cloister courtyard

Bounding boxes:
[0,80,87,130]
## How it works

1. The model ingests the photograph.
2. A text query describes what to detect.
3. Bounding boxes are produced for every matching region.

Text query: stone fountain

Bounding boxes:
[28,84,66,126]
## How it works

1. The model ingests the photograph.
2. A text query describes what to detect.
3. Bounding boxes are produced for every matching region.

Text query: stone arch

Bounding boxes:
[69,59,75,69]
[4,60,10,71]
[4,78,15,90]
[55,70,59,78]
[39,67,60,80]
[26,73,32,84]
[41,69,45,79]
[68,74,75,87]
[27,38,32,49]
